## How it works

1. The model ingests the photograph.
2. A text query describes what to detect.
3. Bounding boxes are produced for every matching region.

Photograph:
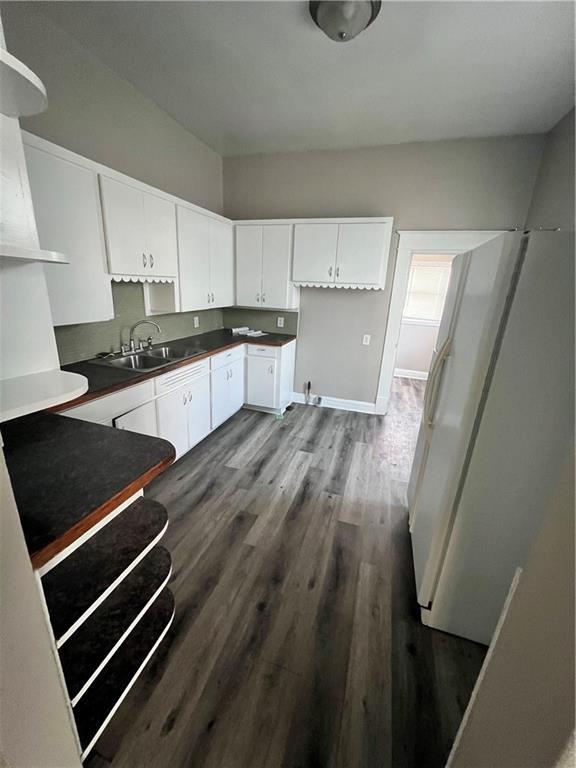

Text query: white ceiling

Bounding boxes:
[39,1,574,156]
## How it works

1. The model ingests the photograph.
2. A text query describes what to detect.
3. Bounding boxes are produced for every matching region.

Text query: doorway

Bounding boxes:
[394,253,455,380]
[376,231,505,415]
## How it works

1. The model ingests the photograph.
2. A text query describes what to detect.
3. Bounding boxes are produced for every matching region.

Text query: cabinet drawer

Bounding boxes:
[155,359,210,395]
[246,344,280,360]
[63,381,155,425]
[210,344,245,371]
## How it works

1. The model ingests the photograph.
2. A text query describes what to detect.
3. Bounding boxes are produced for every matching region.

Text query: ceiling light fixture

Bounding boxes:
[309,1,382,43]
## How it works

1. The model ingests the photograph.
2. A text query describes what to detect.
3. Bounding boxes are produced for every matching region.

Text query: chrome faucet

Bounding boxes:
[127,320,162,352]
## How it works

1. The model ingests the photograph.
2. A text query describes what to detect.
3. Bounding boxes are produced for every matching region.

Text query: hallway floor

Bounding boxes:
[88,378,486,768]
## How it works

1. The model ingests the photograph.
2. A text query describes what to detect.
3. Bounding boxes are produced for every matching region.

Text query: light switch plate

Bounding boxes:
[277,317,285,328]
[193,316,199,328]
[362,334,371,346]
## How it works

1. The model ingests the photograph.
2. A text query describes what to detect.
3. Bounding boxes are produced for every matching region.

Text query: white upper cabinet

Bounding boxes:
[262,225,296,308]
[292,219,393,288]
[99,176,144,275]
[236,226,262,307]
[24,144,114,326]
[178,207,211,311]
[210,218,234,308]
[143,192,178,277]
[100,176,177,277]
[292,223,339,284]
[177,206,234,311]
[335,223,390,285]
[235,224,298,309]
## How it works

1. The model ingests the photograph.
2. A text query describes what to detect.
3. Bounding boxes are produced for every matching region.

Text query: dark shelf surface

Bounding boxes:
[59,546,172,702]
[1,411,174,568]
[43,497,168,642]
[59,329,296,409]
[74,588,174,752]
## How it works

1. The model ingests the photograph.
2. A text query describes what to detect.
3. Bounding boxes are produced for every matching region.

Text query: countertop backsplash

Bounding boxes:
[54,282,298,365]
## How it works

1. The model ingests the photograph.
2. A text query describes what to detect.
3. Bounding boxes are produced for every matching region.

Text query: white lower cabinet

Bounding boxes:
[246,356,277,408]
[187,374,212,449]
[155,374,211,460]
[154,360,212,459]
[63,341,295,460]
[113,401,158,438]
[211,357,245,430]
[245,340,296,413]
[155,386,190,459]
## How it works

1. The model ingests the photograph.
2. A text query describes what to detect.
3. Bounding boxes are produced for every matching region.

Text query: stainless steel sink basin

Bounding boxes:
[91,346,207,371]
[107,354,168,370]
[143,346,206,360]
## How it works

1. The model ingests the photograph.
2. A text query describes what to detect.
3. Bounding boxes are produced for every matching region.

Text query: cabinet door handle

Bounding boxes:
[269,364,274,374]
[336,266,339,278]
[150,253,154,268]
[143,253,147,268]
[256,293,260,303]
[207,292,211,304]
[230,368,233,378]
[328,265,333,277]
[188,390,192,401]
[211,292,215,303]
[262,293,266,304]
[183,392,187,404]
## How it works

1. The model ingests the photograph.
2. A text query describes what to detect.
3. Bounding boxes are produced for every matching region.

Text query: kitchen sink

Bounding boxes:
[142,346,206,360]
[107,354,168,370]
[92,346,207,371]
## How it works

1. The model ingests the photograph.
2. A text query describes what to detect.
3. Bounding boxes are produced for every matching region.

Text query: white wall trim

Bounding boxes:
[292,392,376,414]
[394,368,429,381]
[376,230,507,416]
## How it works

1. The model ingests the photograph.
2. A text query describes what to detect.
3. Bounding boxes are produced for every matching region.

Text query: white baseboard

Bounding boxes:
[394,368,429,381]
[291,392,377,415]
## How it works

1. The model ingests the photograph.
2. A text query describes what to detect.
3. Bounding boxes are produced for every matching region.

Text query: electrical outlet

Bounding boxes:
[193,316,199,328]
[362,334,371,346]
[277,316,285,328]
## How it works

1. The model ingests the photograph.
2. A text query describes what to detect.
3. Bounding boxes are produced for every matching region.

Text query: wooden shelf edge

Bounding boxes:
[0,48,47,118]
[30,451,175,570]
[0,369,88,423]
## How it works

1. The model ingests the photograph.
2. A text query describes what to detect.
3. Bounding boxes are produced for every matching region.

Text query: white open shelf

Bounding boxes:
[0,48,47,118]
[1,242,69,264]
[0,369,88,423]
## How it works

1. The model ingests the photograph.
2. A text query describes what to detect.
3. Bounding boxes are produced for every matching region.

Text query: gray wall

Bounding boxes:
[222,307,298,336]
[2,3,223,214]
[224,135,544,401]
[526,109,575,231]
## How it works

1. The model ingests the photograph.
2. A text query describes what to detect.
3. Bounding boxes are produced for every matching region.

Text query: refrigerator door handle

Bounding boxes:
[425,337,452,430]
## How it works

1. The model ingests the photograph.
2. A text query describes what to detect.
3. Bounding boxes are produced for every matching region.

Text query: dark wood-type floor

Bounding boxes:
[88,378,486,768]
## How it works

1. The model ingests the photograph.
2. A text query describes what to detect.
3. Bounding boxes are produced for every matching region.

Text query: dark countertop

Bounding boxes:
[1,411,175,569]
[58,329,296,410]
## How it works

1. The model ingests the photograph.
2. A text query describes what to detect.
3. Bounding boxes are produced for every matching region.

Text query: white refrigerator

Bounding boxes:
[408,231,574,645]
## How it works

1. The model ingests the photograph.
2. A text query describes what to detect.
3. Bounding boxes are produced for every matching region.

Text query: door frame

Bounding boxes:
[375,230,506,415]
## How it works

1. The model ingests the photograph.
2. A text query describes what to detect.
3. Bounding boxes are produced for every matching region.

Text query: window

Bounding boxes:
[403,254,453,325]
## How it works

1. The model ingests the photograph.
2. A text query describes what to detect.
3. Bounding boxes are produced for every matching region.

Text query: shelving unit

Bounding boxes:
[42,498,169,644]
[59,547,172,704]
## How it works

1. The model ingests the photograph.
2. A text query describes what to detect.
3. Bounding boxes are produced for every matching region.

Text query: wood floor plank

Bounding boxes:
[87,379,487,768]
[280,521,362,768]
[337,561,392,768]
